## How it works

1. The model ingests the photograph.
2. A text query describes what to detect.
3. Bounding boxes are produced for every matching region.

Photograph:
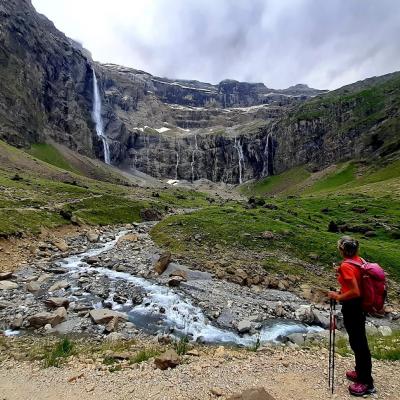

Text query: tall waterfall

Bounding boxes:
[191,134,198,182]
[175,142,180,180]
[264,133,273,176]
[234,136,245,184]
[92,70,111,164]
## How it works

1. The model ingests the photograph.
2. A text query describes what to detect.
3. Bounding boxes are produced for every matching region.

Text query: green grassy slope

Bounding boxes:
[0,140,211,236]
[152,161,400,285]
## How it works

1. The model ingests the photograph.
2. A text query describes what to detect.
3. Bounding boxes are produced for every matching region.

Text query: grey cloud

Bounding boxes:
[33,0,400,89]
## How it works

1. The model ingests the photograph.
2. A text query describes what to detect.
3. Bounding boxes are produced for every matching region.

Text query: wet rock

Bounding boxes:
[287,332,306,346]
[44,297,70,309]
[227,387,276,400]
[86,256,100,265]
[237,319,252,334]
[313,309,330,329]
[89,309,127,325]
[154,349,180,370]
[10,316,24,330]
[168,276,186,287]
[26,281,41,293]
[49,280,70,292]
[0,271,13,280]
[155,252,172,274]
[0,281,18,290]
[169,269,188,280]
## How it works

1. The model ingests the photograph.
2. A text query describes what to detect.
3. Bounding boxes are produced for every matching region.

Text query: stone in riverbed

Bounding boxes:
[26,281,41,293]
[28,307,67,328]
[86,231,99,243]
[0,281,18,290]
[49,280,70,292]
[237,319,252,334]
[44,297,70,309]
[53,239,69,252]
[168,276,186,287]
[89,309,127,325]
[154,349,180,370]
[155,252,172,274]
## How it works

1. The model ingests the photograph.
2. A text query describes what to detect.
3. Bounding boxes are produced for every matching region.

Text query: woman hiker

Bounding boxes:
[328,236,376,397]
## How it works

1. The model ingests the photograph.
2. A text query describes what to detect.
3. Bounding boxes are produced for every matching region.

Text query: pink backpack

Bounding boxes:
[345,258,387,314]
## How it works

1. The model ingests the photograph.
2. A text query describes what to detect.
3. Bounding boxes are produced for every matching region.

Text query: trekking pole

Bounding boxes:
[331,299,337,394]
[328,297,333,388]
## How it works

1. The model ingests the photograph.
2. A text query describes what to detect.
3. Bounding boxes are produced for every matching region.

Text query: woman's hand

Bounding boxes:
[328,291,340,301]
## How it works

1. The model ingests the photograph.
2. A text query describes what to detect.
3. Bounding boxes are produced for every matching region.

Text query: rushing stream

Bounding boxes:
[58,229,321,346]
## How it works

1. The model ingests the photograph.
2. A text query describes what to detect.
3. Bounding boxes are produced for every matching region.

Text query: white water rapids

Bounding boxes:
[92,70,111,165]
[58,230,320,345]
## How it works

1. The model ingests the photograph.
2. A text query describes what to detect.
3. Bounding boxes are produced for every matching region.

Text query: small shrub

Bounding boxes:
[248,335,261,352]
[130,348,160,364]
[174,336,189,356]
[43,338,74,368]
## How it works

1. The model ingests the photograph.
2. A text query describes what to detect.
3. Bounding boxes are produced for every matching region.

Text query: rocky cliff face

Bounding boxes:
[1,0,399,185]
[0,0,97,153]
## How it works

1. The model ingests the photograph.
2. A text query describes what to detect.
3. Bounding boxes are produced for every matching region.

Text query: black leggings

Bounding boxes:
[342,298,373,385]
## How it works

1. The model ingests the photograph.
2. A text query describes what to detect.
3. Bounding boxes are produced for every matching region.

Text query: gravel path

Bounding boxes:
[1,347,399,400]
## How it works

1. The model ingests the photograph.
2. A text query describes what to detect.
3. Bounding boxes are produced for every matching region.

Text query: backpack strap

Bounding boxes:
[343,258,366,268]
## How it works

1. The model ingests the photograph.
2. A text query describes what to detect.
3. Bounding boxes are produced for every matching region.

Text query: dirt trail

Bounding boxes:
[0,347,399,400]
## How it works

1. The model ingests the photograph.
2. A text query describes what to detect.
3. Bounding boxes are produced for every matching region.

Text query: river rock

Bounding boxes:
[86,231,99,243]
[0,281,18,290]
[154,349,180,370]
[313,309,330,329]
[89,309,127,325]
[26,281,41,293]
[155,252,172,274]
[237,319,252,334]
[295,305,315,324]
[53,240,69,252]
[49,280,70,292]
[168,276,186,287]
[28,307,67,328]
[227,387,276,400]
[0,300,10,309]
[10,316,24,330]
[105,316,120,333]
[44,297,70,309]
[0,272,13,280]
[287,332,306,346]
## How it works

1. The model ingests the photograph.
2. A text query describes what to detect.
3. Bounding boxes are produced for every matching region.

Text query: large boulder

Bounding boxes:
[227,387,276,400]
[237,319,252,334]
[294,305,315,324]
[28,307,67,328]
[86,231,99,243]
[155,252,172,274]
[89,309,127,325]
[154,349,180,370]
[26,281,41,293]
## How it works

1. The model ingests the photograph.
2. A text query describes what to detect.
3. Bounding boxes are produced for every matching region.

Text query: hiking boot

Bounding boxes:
[346,370,358,382]
[349,383,376,396]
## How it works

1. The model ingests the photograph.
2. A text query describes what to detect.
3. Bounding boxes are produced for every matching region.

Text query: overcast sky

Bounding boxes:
[32,0,400,90]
